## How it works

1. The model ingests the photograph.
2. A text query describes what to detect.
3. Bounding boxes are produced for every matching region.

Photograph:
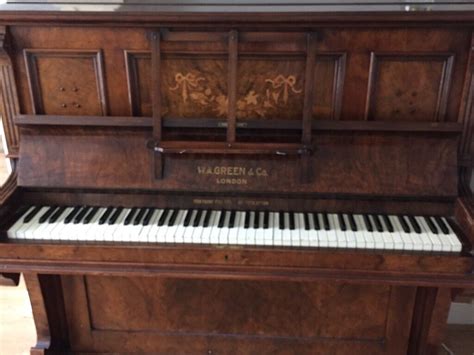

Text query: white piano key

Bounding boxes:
[418,217,443,252]
[441,217,463,252]
[183,210,197,243]
[368,215,384,249]
[281,213,291,245]
[228,211,241,245]
[273,213,283,246]
[201,210,217,245]
[353,215,371,249]
[389,215,411,251]
[245,212,256,246]
[343,214,357,248]
[414,216,434,251]
[290,213,302,247]
[209,210,222,244]
[7,207,35,239]
[329,214,345,248]
[168,210,186,243]
[307,213,319,247]
[378,215,394,250]
[218,211,230,245]
[146,209,164,243]
[263,212,274,246]
[317,213,330,248]
[22,207,50,240]
[255,212,266,246]
[429,217,453,252]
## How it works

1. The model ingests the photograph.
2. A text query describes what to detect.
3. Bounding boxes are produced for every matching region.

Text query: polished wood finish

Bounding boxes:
[0,2,472,354]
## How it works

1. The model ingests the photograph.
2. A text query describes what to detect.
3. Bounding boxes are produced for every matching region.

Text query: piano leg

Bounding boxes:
[408,287,452,355]
[24,273,69,354]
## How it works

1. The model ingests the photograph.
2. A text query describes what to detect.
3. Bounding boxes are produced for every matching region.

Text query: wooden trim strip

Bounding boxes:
[302,32,317,145]
[151,30,162,142]
[15,115,464,133]
[158,141,305,155]
[227,30,238,143]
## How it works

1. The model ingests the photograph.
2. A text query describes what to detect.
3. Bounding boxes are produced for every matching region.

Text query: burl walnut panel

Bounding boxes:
[18,127,458,197]
[61,275,415,354]
[23,49,107,116]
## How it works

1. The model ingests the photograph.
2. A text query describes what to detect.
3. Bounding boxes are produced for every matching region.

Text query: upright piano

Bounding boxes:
[0,1,472,354]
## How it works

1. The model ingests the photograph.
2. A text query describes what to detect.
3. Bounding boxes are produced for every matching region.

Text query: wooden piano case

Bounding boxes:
[0,4,472,354]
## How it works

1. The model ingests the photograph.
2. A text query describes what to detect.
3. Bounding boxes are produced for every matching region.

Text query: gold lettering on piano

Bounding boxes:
[197,166,268,177]
[197,165,268,185]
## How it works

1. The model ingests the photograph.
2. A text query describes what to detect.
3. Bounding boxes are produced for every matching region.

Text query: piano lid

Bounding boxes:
[1,0,474,13]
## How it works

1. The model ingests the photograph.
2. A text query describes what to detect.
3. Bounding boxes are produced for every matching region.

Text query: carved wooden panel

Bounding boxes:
[313,53,346,120]
[365,52,454,122]
[61,275,415,354]
[24,49,107,116]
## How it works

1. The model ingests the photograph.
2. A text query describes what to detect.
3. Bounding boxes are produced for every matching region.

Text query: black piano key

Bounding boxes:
[108,207,123,225]
[278,212,285,229]
[434,216,449,235]
[263,211,269,229]
[254,211,260,229]
[372,214,383,232]
[218,210,227,228]
[279,211,285,230]
[245,211,252,229]
[303,213,310,231]
[73,206,91,224]
[124,207,138,226]
[39,206,58,224]
[322,213,330,231]
[407,215,422,234]
[363,214,373,232]
[348,214,357,232]
[381,215,394,233]
[83,206,99,224]
[228,211,236,228]
[64,206,82,224]
[337,213,346,231]
[183,209,193,227]
[202,210,211,227]
[23,206,42,223]
[99,207,114,225]
[398,215,410,233]
[193,210,203,227]
[157,209,170,226]
[289,212,295,230]
[424,216,438,234]
[312,213,320,230]
[142,208,154,226]
[133,208,146,225]
[48,206,66,224]
[167,209,179,226]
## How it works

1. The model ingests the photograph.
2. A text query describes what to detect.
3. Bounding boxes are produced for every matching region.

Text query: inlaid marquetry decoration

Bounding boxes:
[125,52,345,120]
[237,59,305,120]
[162,57,228,119]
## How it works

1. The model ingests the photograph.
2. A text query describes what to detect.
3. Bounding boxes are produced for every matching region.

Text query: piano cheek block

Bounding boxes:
[0,3,473,355]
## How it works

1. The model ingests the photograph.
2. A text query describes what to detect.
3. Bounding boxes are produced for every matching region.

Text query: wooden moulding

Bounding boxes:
[14,114,464,133]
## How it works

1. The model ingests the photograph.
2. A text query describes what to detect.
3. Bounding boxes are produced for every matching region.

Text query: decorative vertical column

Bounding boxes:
[0,26,20,158]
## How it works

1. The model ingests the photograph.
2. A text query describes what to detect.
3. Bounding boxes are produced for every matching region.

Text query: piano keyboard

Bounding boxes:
[6,206,463,252]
